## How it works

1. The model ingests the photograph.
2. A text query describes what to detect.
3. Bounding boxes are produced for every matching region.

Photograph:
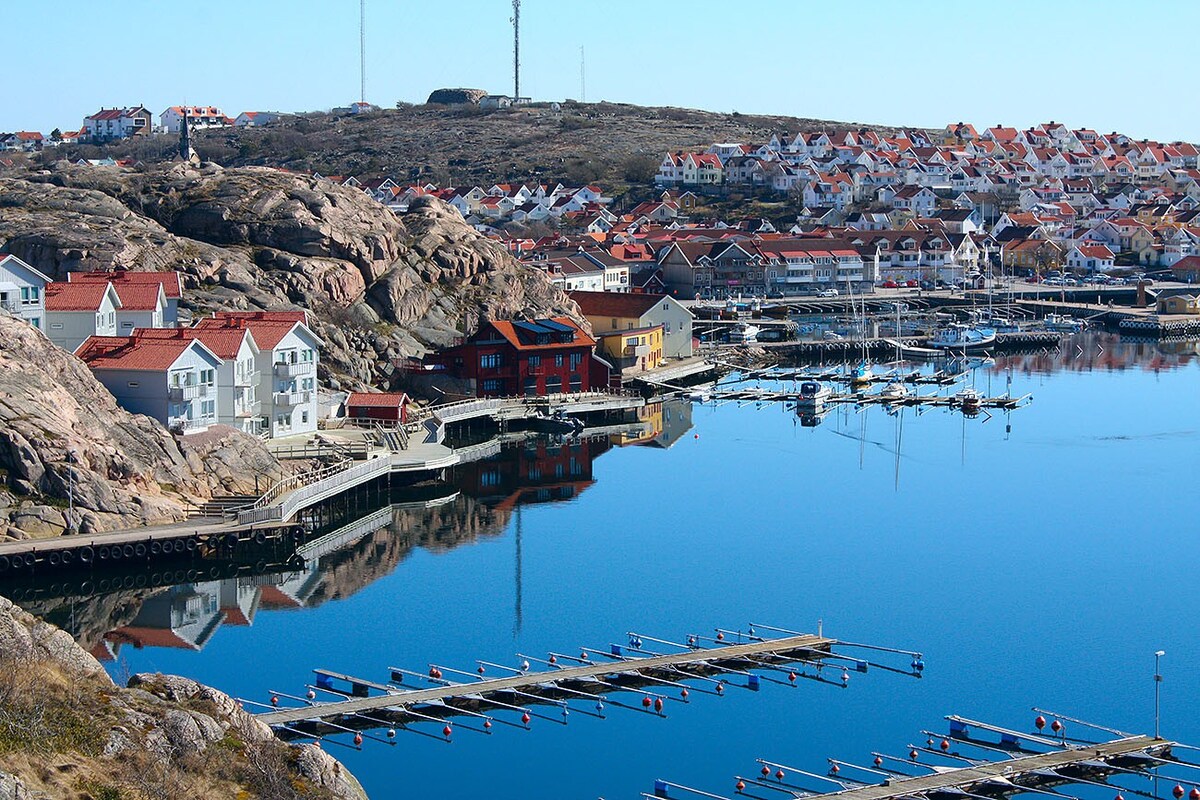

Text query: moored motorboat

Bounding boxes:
[928,323,997,350]
[879,381,910,400]
[728,323,761,344]
[796,380,832,407]
[1043,313,1085,332]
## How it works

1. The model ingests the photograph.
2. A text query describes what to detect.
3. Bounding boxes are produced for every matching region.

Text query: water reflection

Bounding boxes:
[13,401,695,659]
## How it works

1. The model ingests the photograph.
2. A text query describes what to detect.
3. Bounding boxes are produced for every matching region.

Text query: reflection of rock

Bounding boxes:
[305,495,513,605]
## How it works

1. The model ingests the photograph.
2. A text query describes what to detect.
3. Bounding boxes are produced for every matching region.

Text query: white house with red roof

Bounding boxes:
[1065,243,1115,274]
[234,111,283,127]
[43,280,121,351]
[194,311,322,438]
[160,106,231,134]
[0,254,50,331]
[134,327,262,434]
[68,271,182,326]
[76,331,223,435]
[83,106,152,142]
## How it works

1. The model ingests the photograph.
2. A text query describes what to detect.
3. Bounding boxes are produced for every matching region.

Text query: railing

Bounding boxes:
[235,371,260,388]
[237,455,393,525]
[168,383,208,401]
[236,400,262,417]
[274,361,314,378]
[273,390,311,406]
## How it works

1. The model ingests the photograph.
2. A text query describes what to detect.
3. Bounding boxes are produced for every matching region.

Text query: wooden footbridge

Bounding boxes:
[649,710,1200,800]
[247,624,924,746]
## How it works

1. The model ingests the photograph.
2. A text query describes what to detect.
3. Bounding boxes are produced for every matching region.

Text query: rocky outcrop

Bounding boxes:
[1,162,582,390]
[0,312,280,537]
[0,596,365,800]
[426,87,487,105]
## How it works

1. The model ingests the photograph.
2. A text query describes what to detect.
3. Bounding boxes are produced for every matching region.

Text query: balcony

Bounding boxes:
[274,360,314,378]
[622,343,650,357]
[236,370,260,388]
[168,383,208,401]
[236,400,262,418]
[273,390,311,407]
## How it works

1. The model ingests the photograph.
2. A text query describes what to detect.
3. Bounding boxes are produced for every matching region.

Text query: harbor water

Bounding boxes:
[7,333,1200,800]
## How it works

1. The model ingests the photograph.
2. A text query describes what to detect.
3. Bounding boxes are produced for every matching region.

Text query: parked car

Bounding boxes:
[817,288,839,298]
[905,279,919,288]
[880,280,899,289]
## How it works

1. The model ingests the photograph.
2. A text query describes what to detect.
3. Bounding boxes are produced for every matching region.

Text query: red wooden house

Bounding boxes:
[345,392,409,423]
[427,317,610,397]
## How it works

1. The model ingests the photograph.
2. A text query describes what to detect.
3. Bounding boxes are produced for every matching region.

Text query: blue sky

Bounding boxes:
[5,0,1198,142]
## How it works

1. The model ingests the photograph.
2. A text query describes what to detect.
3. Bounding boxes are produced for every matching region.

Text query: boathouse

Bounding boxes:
[426,317,610,397]
[344,392,410,424]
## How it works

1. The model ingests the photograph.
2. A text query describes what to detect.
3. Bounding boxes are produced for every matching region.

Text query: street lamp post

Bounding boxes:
[66,448,76,533]
[1155,649,1165,739]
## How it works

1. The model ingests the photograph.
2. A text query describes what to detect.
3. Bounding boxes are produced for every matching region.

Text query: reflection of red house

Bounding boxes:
[428,317,610,397]
[459,438,612,507]
[345,391,409,423]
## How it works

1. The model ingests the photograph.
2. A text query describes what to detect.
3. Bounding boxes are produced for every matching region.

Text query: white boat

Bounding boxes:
[928,323,997,350]
[728,323,760,344]
[849,360,874,387]
[796,380,832,407]
[1043,313,1085,333]
[879,382,910,400]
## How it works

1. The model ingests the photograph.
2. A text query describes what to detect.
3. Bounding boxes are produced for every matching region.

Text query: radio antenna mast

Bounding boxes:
[512,0,521,102]
[359,0,367,102]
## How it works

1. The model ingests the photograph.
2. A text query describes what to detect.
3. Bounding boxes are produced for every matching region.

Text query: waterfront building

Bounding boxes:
[0,254,50,331]
[569,290,694,358]
[344,392,410,425]
[76,333,222,435]
[194,311,322,438]
[427,317,610,397]
[595,325,664,376]
[132,328,262,435]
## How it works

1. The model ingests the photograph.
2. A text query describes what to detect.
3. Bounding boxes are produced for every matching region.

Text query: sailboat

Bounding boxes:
[847,276,874,387]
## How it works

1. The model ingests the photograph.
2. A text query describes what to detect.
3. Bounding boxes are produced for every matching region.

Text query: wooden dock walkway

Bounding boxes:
[257,633,837,733]
[813,735,1160,800]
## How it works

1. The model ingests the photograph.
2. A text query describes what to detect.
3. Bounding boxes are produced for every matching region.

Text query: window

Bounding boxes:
[201,400,215,417]
[50,322,63,329]
[301,410,309,424]
[546,376,562,393]
[569,374,583,392]
[555,354,564,367]
[127,381,139,388]
[523,376,539,395]
[570,352,583,370]
[527,355,541,368]
[481,379,503,393]
[480,353,502,369]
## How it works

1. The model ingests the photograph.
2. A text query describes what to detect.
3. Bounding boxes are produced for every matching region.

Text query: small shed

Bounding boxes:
[345,392,409,424]
[1157,294,1200,316]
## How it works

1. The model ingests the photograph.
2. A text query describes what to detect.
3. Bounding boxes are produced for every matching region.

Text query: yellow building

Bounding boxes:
[597,325,664,375]
[1157,294,1200,315]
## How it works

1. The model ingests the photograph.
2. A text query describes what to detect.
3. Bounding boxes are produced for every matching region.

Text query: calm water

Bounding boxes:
[10,334,1200,800]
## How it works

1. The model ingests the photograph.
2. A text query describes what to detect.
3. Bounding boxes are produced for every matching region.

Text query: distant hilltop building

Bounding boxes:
[427,88,488,105]
[234,111,283,127]
[83,106,151,142]
[160,106,232,134]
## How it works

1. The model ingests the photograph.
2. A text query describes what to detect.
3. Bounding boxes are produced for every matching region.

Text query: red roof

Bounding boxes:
[110,283,166,311]
[569,290,668,319]
[195,311,312,350]
[44,281,115,311]
[132,327,254,359]
[487,317,595,351]
[68,270,182,299]
[104,626,199,651]
[76,334,214,371]
[346,392,409,408]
